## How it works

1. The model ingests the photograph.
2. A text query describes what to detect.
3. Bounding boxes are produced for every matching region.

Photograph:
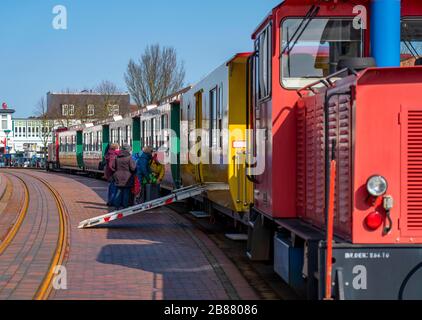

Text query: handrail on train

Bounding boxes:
[296,68,358,98]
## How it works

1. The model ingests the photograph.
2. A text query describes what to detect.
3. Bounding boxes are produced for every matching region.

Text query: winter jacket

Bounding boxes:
[111,150,137,188]
[150,160,165,182]
[104,149,119,182]
[136,152,152,183]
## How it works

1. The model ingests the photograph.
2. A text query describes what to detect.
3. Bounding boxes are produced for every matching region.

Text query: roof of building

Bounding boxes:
[47,91,130,96]
[0,109,15,114]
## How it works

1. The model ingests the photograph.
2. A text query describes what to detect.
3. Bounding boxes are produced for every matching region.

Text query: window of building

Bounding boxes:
[108,105,120,117]
[87,104,95,117]
[62,104,69,116]
[1,115,8,131]
[69,105,75,116]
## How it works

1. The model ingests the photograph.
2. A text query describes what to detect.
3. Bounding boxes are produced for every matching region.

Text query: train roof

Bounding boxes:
[226,52,253,66]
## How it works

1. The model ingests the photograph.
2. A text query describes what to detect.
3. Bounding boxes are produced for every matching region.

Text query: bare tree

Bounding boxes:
[125,44,185,107]
[34,97,54,161]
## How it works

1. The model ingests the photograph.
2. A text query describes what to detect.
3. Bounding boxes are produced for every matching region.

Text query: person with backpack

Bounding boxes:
[111,144,137,209]
[134,146,153,203]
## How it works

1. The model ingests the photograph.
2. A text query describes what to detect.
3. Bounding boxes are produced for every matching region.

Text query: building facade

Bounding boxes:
[12,118,55,156]
[0,107,15,154]
[46,91,133,121]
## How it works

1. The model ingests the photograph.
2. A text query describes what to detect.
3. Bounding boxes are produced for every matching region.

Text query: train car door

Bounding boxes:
[102,125,109,159]
[132,118,141,154]
[76,130,84,169]
[170,102,181,188]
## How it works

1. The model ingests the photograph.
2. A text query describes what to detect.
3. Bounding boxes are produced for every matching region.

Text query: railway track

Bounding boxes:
[0,170,69,300]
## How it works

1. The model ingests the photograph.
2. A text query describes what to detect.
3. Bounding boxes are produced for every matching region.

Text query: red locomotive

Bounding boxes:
[247,0,422,299]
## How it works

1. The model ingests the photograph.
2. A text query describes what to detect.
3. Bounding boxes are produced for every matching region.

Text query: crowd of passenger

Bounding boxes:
[103,143,165,210]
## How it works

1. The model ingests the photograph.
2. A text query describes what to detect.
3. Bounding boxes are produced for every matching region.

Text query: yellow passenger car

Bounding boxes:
[180,53,253,214]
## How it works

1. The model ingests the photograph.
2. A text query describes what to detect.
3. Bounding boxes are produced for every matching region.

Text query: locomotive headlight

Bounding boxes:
[366,175,388,197]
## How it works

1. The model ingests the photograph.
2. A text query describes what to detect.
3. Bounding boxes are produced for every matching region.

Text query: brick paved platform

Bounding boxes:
[0,169,258,300]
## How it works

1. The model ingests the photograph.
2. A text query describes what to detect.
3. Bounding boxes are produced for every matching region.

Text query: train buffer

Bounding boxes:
[78,183,228,229]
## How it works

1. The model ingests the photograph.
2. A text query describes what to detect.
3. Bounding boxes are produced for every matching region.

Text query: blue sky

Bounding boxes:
[0,0,280,117]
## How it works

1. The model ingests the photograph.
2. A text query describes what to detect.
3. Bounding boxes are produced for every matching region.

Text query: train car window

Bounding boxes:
[117,127,122,147]
[209,87,218,148]
[401,20,422,65]
[218,85,223,148]
[126,125,131,145]
[97,131,102,151]
[90,132,94,152]
[150,119,155,148]
[161,114,168,147]
[255,23,272,100]
[93,132,97,151]
[280,18,363,88]
[141,120,146,147]
[155,118,159,148]
[110,129,115,144]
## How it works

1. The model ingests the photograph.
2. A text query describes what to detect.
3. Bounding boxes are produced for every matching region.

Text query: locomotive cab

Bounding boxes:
[249,0,370,221]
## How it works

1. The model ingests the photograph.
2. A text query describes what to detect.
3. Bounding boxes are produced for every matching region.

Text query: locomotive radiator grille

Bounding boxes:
[297,94,352,237]
[328,96,352,238]
[406,110,422,231]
